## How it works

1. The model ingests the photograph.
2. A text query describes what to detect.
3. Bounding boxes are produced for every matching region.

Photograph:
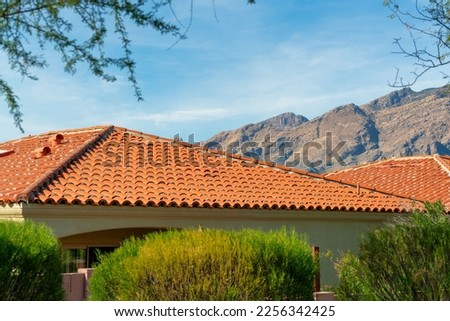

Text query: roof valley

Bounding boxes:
[434,155,450,177]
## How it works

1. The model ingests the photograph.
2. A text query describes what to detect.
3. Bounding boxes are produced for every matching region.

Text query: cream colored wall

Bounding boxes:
[19,204,399,287]
[0,204,24,221]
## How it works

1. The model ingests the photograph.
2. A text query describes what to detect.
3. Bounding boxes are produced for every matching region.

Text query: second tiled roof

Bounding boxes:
[325,155,450,211]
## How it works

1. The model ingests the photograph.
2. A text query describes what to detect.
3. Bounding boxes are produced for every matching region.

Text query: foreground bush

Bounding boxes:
[0,220,63,300]
[336,202,450,300]
[89,228,315,300]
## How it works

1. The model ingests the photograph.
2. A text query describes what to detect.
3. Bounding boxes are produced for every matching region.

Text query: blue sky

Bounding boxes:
[0,0,446,142]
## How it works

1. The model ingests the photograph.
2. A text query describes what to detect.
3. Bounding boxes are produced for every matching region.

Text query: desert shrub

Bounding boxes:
[336,202,450,300]
[88,237,145,300]
[0,220,63,300]
[334,252,375,300]
[89,228,315,300]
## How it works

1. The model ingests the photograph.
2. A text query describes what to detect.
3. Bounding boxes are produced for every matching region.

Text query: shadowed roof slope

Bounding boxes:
[325,155,450,211]
[0,125,419,212]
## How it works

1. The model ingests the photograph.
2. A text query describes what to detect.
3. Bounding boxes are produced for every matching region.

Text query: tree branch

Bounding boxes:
[0,0,256,132]
[386,0,450,87]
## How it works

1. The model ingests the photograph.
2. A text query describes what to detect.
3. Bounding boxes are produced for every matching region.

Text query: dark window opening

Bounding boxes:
[87,247,117,268]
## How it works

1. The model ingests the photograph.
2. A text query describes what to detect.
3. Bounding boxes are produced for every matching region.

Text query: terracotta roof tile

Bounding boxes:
[0,126,111,202]
[0,126,420,212]
[325,155,450,211]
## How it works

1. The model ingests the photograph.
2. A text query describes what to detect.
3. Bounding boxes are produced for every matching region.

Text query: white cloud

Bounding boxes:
[126,108,229,123]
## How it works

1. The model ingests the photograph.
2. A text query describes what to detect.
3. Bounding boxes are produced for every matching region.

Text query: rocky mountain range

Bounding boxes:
[206,86,450,173]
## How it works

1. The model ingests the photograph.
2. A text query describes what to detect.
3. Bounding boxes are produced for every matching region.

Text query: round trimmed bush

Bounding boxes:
[89,228,316,300]
[0,220,63,300]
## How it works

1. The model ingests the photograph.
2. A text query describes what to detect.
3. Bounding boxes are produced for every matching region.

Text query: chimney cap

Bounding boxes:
[34,146,51,159]
[48,133,64,147]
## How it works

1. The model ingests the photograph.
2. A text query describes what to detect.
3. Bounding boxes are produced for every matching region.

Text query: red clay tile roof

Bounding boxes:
[0,125,420,212]
[325,155,450,211]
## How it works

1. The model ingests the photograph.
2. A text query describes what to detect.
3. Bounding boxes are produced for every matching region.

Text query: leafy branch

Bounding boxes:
[0,0,256,132]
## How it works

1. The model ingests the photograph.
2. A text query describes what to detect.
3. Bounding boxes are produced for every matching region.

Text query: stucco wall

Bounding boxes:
[18,204,399,287]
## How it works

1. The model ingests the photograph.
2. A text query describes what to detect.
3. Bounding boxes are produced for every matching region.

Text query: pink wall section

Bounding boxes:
[61,268,335,301]
[62,268,94,301]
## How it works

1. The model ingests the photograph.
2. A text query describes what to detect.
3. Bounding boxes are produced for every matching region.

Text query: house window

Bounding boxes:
[87,246,116,268]
[62,249,87,273]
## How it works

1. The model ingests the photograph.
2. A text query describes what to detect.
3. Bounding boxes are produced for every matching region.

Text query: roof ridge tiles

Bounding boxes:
[16,126,114,203]
[324,154,443,175]
[120,127,180,143]
[321,174,424,203]
[193,142,330,180]
[434,155,450,176]
[0,125,112,147]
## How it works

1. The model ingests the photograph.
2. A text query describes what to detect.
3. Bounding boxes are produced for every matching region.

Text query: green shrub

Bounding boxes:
[334,252,375,300]
[336,202,450,300]
[88,237,145,300]
[0,220,63,300]
[89,228,316,300]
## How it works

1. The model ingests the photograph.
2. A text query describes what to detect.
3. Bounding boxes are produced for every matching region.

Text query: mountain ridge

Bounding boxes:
[206,86,450,173]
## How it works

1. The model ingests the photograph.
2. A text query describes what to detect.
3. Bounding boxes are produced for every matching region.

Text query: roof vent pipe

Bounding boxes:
[34,146,51,159]
[48,133,64,147]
